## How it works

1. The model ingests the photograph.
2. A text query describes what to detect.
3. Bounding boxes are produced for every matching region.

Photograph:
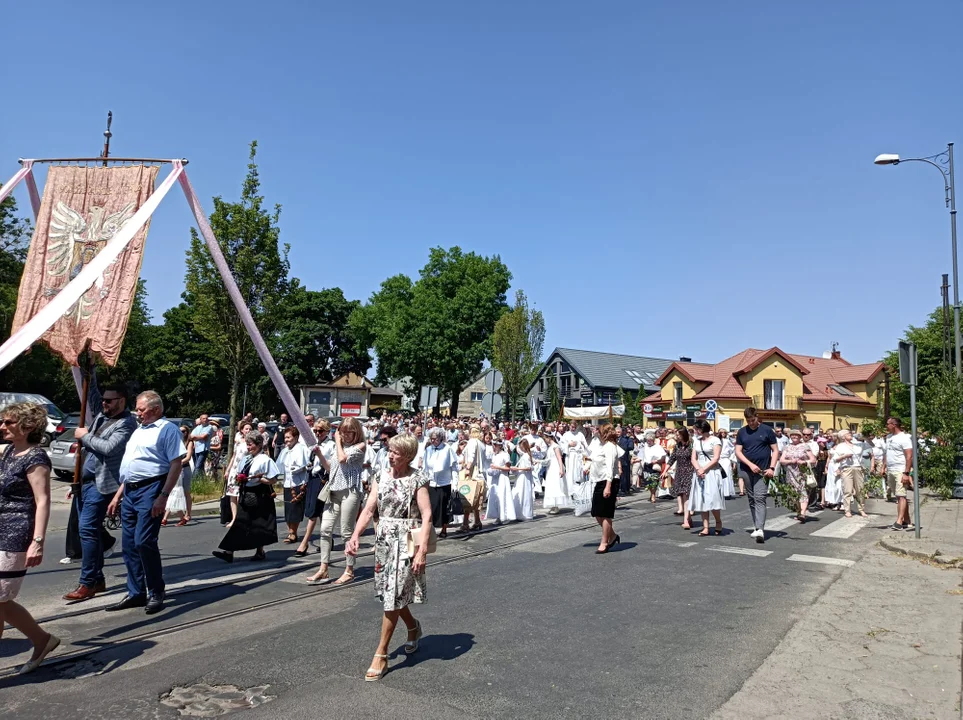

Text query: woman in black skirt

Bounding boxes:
[213,431,281,563]
[589,423,621,554]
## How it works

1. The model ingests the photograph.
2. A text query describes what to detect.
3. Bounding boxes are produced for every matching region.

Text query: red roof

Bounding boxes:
[643,349,884,406]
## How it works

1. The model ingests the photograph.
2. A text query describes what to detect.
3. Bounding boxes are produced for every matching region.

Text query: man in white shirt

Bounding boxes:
[420,427,459,538]
[882,416,914,530]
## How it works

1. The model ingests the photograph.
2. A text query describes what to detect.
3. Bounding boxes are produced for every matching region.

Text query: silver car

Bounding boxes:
[49,429,80,480]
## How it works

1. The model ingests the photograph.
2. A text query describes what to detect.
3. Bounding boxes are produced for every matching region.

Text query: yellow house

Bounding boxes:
[640,348,885,432]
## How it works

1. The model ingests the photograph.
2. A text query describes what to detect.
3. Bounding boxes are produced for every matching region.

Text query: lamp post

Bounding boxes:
[875,144,959,374]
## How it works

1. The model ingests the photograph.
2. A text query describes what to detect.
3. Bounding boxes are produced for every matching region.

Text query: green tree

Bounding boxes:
[491,290,545,421]
[619,385,641,426]
[361,247,511,414]
[917,367,963,499]
[545,372,561,422]
[882,307,952,420]
[183,141,290,442]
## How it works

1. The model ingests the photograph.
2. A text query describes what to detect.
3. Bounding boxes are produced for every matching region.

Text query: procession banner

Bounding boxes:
[0,163,182,372]
[10,164,160,366]
[562,405,625,420]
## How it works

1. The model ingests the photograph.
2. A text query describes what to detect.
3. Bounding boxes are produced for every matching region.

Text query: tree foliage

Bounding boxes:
[492,290,545,421]
[882,307,953,421]
[619,385,642,426]
[359,247,511,414]
[917,367,963,499]
[183,141,290,440]
[545,372,561,422]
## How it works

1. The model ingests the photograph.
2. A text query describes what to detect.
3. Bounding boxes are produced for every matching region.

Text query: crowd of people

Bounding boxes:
[0,383,918,676]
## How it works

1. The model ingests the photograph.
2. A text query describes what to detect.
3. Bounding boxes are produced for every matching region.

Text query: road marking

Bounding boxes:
[744,510,823,533]
[787,554,855,568]
[648,539,698,548]
[707,546,772,557]
[809,514,879,539]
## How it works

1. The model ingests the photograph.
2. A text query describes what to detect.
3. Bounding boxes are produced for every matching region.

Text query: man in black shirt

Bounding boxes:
[735,407,779,543]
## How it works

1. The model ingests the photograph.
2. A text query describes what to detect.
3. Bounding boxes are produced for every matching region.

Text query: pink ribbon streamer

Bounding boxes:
[0,162,184,372]
[178,170,318,448]
[0,162,34,206]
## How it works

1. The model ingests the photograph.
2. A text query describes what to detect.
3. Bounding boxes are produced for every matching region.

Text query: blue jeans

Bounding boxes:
[121,478,165,598]
[79,482,112,587]
[192,450,208,477]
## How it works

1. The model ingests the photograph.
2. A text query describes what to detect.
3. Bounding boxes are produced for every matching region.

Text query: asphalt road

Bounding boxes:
[0,493,888,719]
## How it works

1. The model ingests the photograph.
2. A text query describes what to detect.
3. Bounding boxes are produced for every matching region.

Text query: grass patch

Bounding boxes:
[190,474,224,503]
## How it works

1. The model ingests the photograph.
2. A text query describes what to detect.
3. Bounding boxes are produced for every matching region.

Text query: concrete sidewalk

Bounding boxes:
[712,493,963,720]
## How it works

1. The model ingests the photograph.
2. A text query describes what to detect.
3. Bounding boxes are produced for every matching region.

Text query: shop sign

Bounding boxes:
[685,404,701,411]
[666,410,686,420]
[340,403,362,417]
[645,412,666,421]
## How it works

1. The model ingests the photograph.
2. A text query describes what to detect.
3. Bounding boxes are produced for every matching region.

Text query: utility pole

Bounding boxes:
[942,274,952,370]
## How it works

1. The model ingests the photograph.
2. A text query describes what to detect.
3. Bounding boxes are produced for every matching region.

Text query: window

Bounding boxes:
[673,382,683,408]
[574,376,580,389]
[849,423,859,432]
[539,379,544,392]
[763,380,785,410]
[470,392,484,402]
[561,376,572,394]
[807,422,821,432]
[729,420,744,431]
[829,384,856,397]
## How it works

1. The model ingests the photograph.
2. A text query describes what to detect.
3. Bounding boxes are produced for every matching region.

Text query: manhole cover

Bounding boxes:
[160,683,276,717]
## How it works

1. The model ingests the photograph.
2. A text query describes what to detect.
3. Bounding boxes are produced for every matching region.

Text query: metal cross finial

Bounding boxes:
[101,110,113,167]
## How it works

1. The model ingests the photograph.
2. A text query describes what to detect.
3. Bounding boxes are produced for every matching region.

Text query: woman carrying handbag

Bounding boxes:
[779,427,818,522]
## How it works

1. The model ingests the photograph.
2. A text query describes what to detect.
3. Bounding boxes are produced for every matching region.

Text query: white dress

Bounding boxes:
[542,446,572,509]
[824,456,842,505]
[562,433,588,488]
[688,436,726,512]
[512,454,535,520]
[719,438,736,497]
[485,451,517,523]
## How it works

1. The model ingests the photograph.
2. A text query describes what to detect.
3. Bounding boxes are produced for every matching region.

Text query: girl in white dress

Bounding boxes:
[689,420,726,536]
[824,438,843,508]
[223,421,253,527]
[718,430,736,498]
[485,439,517,524]
[511,439,535,521]
[542,433,571,513]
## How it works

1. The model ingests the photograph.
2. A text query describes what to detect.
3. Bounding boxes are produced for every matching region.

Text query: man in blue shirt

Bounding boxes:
[190,414,213,478]
[735,407,779,543]
[106,391,186,615]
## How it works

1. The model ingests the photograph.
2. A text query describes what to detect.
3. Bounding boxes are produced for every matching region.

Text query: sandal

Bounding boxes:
[250,550,267,561]
[844,512,853,518]
[470,523,483,531]
[714,525,723,536]
[365,653,389,682]
[175,517,189,527]
[334,570,354,586]
[306,570,330,585]
[681,524,691,530]
[439,530,447,540]
[404,620,423,654]
[283,534,297,544]
[698,529,710,536]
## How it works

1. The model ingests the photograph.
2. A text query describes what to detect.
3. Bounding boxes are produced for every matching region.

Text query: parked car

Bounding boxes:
[49,428,80,480]
[0,392,68,447]
[54,412,81,436]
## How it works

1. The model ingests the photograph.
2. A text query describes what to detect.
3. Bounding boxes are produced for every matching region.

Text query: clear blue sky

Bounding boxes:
[3,1,961,367]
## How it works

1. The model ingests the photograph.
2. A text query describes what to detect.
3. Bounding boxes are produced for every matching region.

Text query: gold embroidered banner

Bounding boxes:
[11,164,158,365]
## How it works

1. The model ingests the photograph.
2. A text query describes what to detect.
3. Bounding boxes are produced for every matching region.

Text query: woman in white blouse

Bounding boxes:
[690,419,726,536]
[833,429,868,518]
[589,424,620,553]
[213,431,282,562]
[277,427,312,545]
[306,418,366,586]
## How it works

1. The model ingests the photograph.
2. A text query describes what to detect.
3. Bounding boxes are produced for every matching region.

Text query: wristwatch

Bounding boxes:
[33,536,44,545]
[160,489,171,497]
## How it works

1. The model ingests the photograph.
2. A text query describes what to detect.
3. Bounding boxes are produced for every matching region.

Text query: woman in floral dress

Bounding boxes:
[346,434,432,682]
[661,428,694,530]
[779,427,817,522]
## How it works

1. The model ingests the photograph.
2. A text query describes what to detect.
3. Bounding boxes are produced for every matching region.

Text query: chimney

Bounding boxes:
[679,356,692,363]
[830,341,841,361]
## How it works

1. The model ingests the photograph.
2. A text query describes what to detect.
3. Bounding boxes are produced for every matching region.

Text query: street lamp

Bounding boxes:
[875,143,959,374]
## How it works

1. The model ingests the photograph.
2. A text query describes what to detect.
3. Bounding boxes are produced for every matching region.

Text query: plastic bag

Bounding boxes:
[573,481,593,517]
[166,485,187,513]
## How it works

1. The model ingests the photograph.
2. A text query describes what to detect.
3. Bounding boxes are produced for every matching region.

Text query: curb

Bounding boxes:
[877,537,963,569]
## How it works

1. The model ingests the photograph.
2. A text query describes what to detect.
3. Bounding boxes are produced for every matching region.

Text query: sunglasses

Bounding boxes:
[0,419,17,426]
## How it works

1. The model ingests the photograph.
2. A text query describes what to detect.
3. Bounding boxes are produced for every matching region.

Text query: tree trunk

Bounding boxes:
[448,388,459,417]
[227,339,242,458]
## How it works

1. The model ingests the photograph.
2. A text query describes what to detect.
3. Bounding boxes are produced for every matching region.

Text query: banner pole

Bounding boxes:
[177,169,317,449]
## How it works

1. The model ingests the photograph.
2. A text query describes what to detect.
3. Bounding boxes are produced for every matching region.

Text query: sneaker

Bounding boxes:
[903,524,916,532]
[888,522,905,531]
[59,557,75,565]
[749,529,762,539]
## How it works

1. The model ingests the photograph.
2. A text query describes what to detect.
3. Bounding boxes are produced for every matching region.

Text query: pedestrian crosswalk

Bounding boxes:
[708,546,772,558]
[809,514,879,539]
[787,554,855,568]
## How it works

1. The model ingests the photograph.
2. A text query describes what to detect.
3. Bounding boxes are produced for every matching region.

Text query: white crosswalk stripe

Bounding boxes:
[707,546,772,557]
[743,510,824,532]
[648,539,698,548]
[809,514,880,539]
[786,554,855,568]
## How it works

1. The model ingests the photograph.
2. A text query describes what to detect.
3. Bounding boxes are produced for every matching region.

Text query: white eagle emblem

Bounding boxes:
[44,201,135,323]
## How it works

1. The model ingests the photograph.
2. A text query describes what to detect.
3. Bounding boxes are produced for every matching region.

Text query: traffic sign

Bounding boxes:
[481,392,503,415]
[694,411,704,418]
[484,369,504,392]
[419,385,438,409]
[705,410,716,420]
[642,403,654,413]
[704,400,718,412]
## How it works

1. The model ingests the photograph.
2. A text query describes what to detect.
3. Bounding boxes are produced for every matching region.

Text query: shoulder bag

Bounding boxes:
[404,474,437,556]
[698,440,726,478]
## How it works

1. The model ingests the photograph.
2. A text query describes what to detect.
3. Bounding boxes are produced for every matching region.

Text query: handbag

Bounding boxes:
[317,482,331,504]
[403,475,437,556]
[219,495,232,524]
[573,479,593,517]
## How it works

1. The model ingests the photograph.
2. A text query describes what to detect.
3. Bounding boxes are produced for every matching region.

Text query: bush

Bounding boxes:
[917,367,963,499]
